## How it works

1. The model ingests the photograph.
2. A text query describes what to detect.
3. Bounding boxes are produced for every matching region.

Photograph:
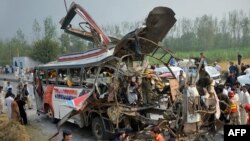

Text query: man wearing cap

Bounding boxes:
[238,84,250,124]
[62,130,72,141]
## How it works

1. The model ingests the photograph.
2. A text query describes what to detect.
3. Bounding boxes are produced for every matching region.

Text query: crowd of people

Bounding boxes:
[219,60,250,125]
[0,78,32,125]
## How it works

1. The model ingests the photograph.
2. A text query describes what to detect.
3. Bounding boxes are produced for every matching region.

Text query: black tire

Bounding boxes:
[91,117,112,140]
[47,106,57,123]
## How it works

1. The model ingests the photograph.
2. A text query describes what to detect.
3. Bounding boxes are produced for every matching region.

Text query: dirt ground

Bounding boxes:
[0,114,30,141]
[218,58,250,71]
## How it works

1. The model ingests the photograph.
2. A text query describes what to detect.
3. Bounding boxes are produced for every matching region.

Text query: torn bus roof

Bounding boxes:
[60,2,111,46]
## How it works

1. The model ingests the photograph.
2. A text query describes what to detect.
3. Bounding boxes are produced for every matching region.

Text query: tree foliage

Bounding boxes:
[30,17,59,63]
[30,38,59,63]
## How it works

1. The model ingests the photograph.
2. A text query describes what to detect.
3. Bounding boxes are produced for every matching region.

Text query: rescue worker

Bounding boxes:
[244,104,250,125]
[150,126,165,141]
[228,91,239,124]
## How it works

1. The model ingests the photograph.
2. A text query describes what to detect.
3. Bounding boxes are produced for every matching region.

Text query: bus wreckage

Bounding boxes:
[33,2,222,140]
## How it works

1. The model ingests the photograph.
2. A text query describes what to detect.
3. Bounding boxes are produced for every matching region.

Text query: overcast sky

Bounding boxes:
[0,0,249,40]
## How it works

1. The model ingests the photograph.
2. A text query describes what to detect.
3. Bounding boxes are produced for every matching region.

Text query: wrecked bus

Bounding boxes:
[33,2,220,141]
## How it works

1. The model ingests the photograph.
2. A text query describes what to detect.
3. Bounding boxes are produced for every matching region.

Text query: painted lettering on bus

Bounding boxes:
[54,94,76,100]
[53,87,78,95]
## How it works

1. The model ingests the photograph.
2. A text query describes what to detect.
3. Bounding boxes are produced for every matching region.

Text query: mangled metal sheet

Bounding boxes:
[114,6,176,57]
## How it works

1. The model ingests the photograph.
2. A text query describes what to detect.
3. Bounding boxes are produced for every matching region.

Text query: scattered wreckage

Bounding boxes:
[33,2,222,141]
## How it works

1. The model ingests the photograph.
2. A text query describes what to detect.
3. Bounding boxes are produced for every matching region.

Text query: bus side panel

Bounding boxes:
[52,87,83,119]
[43,85,54,113]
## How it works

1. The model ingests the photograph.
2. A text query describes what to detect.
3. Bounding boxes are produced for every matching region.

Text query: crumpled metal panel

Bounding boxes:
[114,6,176,57]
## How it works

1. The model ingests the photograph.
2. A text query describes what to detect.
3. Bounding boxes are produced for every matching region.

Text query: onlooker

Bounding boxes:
[16,95,28,125]
[16,78,23,97]
[62,130,72,141]
[228,62,237,75]
[240,63,246,75]
[114,129,126,141]
[177,70,186,92]
[22,83,32,109]
[225,72,237,88]
[5,93,14,119]
[199,52,207,66]
[238,84,250,124]
[11,96,21,122]
[2,78,7,94]
[213,61,222,72]
[5,81,13,94]
[216,86,230,124]
[124,134,130,141]
[150,126,165,141]
[0,87,3,114]
[169,57,177,67]
[237,52,242,65]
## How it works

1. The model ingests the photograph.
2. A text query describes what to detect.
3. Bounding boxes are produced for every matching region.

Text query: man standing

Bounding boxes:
[0,87,3,114]
[238,84,250,124]
[5,93,14,119]
[16,95,27,125]
[237,52,242,65]
[22,83,32,109]
[213,62,222,72]
[11,96,21,122]
[2,79,8,97]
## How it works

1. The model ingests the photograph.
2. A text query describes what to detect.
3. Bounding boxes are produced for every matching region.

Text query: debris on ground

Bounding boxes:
[0,114,30,141]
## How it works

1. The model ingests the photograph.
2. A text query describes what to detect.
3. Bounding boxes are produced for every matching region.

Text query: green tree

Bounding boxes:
[31,38,59,63]
[32,19,42,41]
[30,17,59,63]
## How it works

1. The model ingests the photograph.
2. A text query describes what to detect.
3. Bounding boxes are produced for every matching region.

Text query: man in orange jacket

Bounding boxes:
[244,104,250,125]
[150,126,165,141]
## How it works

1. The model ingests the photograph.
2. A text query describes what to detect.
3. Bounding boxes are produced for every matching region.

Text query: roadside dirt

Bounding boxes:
[218,58,250,71]
[0,114,30,141]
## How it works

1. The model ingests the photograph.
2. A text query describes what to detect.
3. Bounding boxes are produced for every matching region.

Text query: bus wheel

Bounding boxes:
[47,107,56,123]
[91,117,111,140]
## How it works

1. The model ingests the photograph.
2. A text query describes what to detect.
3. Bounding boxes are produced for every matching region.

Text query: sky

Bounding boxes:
[0,0,250,41]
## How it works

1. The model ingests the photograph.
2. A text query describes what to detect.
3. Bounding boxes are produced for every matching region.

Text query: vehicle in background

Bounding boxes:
[237,73,250,85]
[244,68,250,75]
[154,66,186,79]
[204,66,221,84]
[177,59,221,84]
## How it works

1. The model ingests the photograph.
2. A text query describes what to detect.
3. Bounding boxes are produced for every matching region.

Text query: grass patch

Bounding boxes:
[175,47,250,64]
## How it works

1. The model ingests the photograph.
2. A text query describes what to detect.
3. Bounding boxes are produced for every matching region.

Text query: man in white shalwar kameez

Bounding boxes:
[5,95,14,119]
[238,84,250,124]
